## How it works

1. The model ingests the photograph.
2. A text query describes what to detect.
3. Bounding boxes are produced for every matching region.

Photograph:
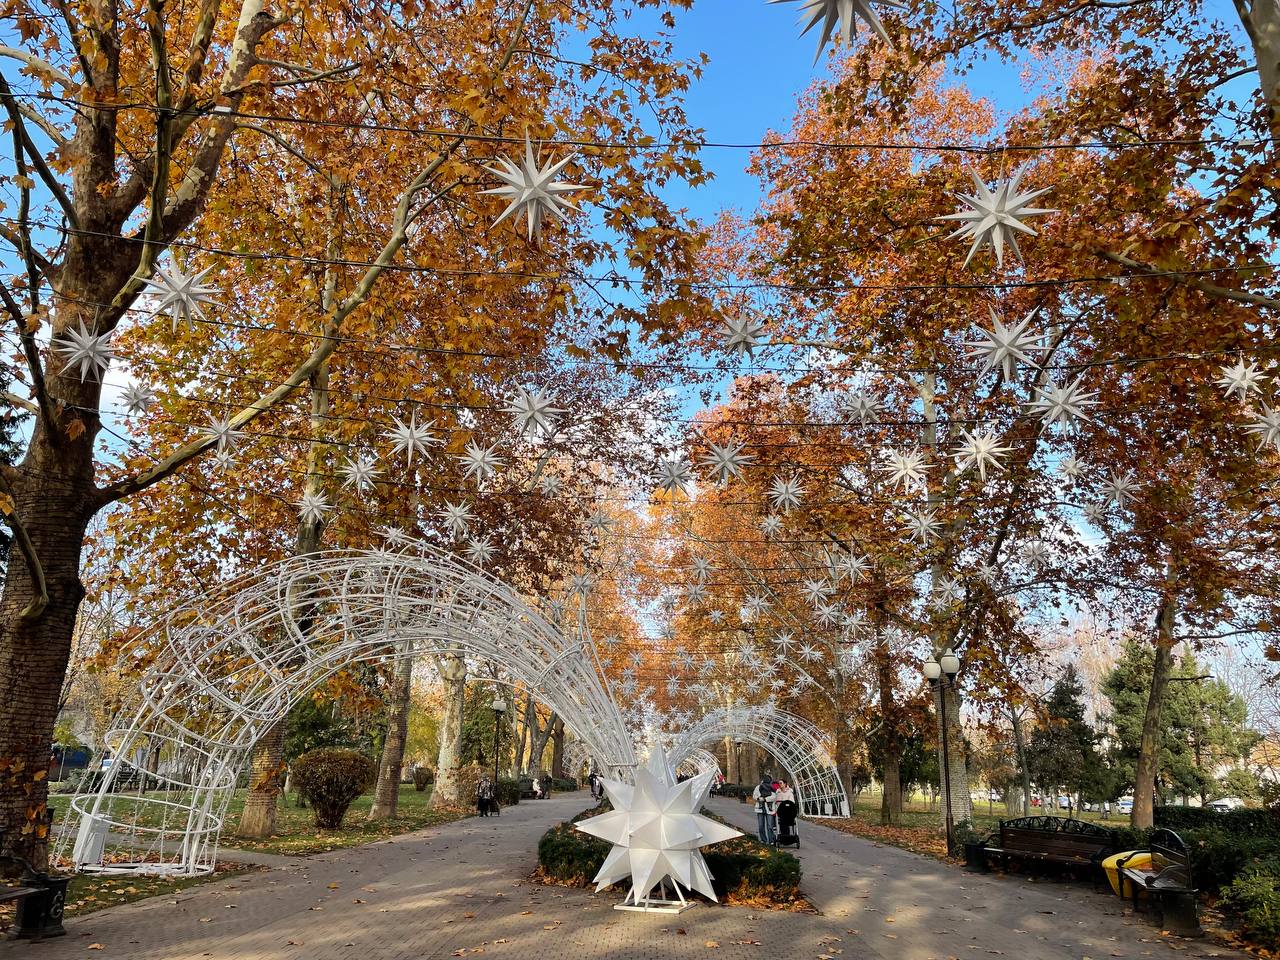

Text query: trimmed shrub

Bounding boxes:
[292,748,376,829]
[1156,806,1280,837]
[1222,858,1280,950]
[538,802,802,904]
[552,777,578,792]
[496,778,521,806]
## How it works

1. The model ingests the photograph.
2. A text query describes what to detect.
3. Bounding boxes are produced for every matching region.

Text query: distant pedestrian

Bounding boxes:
[752,775,776,845]
[477,775,495,817]
[532,776,544,800]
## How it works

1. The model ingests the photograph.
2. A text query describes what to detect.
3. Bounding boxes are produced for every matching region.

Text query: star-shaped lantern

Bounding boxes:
[587,510,615,536]
[1217,359,1268,402]
[438,501,474,538]
[968,307,1044,381]
[54,322,114,381]
[722,313,767,359]
[466,535,495,566]
[700,441,753,483]
[1058,454,1083,482]
[1247,404,1280,452]
[770,0,904,61]
[938,166,1055,269]
[954,429,1012,482]
[340,455,381,494]
[847,389,881,426]
[689,557,713,582]
[880,448,929,493]
[1102,469,1140,508]
[1022,539,1051,569]
[296,491,331,525]
[768,475,805,513]
[801,578,832,605]
[904,507,943,544]
[837,551,869,582]
[483,137,586,242]
[459,440,505,483]
[656,457,694,496]
[121,382,157,417]
[1030,376,1099,429]
[385,413,438,467]
[198,412,244,453]
[760,514,783,538]
[505,386,564,438]
[144,264,219,332]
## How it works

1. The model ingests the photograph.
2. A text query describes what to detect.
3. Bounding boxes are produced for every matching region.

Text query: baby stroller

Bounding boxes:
[773,799,800,848]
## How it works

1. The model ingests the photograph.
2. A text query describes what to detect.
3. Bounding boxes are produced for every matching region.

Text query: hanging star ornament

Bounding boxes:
[1217,359,1268,402]
[1030,376,1099,429]
[768,475,805,513]
[656,457,694,496]
[340,455,381,494]
[938,165,1055,269]
[954,429,1013,482]
[770,0,904,61]
[1246,404,1280,453]
[760,514,784,538]
[385,413,438,467]
[968,307,1044,381]
[587,510,615,536]
[144,264,219,332]
[1058,454,1083,482]
[1102,469,1140,508]
[722,313,767,360]
[54,322,114,381]
[121,382,157,417]
[505,386,564,438]
[880,448,929,493]
[466,535,495,566]
[482,136,586,242]
[198,412,244,453]
[700,441,754,484]
[539,473,564,497]
[847,390,881,426]
[438,501,474,538]
[459,440,505,483]
[904,507,943,544]
[296,491,331,525]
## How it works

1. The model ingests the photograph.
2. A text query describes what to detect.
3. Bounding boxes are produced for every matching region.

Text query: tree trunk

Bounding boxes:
[935,679,973,828]
[515,694,532,775]
[431,654,466,808]
[724,736,738,782]
[529,707,554,776]
[368,652,413,820]
[550,717,565,778]
[875,637,903,825]
[1010,700,1033,816]
[1132,595,1177,829]
[237,719,287,837]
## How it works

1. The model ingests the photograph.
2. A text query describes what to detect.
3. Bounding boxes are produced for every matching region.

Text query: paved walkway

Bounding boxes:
[9,792,1242,960]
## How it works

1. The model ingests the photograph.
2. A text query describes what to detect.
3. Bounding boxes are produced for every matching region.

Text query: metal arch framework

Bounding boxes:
[668,707,849,818]
[674,748,721,781]
[57,547,636,877]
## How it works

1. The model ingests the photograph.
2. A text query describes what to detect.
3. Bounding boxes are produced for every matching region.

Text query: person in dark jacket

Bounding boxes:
[752,775,775,844]
[477,775,496,817]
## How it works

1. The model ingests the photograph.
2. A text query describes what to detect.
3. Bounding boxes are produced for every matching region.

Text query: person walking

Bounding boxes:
[771,777,798,846]
[752,774,776,845]
[477,775,495,817]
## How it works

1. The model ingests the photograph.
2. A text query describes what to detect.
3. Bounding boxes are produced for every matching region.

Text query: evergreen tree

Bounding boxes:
[1025,664,1102,814]
[1102,639,1259,804]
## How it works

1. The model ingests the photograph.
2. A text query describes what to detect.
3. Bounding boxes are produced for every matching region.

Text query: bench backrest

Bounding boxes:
[1148,828,1192,885]
[999,816,1115,858]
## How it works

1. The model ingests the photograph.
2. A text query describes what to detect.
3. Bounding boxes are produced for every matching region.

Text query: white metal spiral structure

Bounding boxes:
[668,706,849,817]
[58,546,635,877]
[674,748,722,781]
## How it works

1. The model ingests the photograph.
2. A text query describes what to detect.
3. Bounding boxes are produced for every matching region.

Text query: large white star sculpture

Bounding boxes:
[1217,359,1267,402]
[938,166,1055,269]
[768,474,805,513]
[575,748,741,907]
[385,413,438,467]
[1247,404,1280,452]
[1030,376,1099,428]
[954,428,1012,482]
[483,137,586,242]
[880,447,929,493]
[54,322,114,381]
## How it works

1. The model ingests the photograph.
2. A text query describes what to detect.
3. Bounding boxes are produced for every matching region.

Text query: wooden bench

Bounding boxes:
[983,816,1115,875]
[1117,829,1200,936]
[0,823,69,940]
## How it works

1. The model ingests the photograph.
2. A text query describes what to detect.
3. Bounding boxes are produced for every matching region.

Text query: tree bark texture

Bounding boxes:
[1132,594,1177,829]
[369,652,413,820]
[237,719,287,837]
[430,654,467,807]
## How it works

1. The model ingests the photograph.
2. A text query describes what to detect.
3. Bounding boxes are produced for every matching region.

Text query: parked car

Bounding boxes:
[1058,795,1074,810]
[1117,795,1134,814]
[1207,797,1244,812]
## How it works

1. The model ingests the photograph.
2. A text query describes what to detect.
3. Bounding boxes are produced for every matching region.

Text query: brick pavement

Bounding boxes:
[7,792,1247,960]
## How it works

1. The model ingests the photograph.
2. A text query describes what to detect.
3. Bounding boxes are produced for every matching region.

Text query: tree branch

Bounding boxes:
[0,46,75,89]
[0,472,49,620]
[1099,250,1280,310]
[0,280,56,436]
[0,72,80,229]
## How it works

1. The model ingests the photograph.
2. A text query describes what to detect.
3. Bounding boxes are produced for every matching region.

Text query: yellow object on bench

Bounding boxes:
[1102,851,1151,897]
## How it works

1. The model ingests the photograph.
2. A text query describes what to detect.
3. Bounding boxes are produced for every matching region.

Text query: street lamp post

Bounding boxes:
[491,695,507,787]
[924,648,962,856]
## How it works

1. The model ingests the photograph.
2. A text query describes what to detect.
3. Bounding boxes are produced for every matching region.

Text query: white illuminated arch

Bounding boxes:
[58,546,635,876]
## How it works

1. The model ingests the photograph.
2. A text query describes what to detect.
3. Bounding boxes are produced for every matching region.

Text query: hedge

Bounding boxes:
[1222,858,1280,951]
[292,748,376,829]
[537,802,802,904]
[1154,805,1280,836]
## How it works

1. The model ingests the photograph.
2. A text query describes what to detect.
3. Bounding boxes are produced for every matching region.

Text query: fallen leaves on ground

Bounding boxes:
[822,818,949,860]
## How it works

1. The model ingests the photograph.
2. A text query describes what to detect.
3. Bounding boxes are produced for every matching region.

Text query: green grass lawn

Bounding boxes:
[848,790,1130,831]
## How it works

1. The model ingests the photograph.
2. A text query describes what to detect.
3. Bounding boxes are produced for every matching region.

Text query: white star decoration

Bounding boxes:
[438,501,474,538]
[938,166,1055,269]
[968,307,1044,381]
[1246,404,1280,452]
[1217,359,1268,402]
[847,390,881,426]
[1058,455,1083,482]
[770,0,904,61]
[768,475,805,513]
[880,448,929,493]
[760,514,783,538]
[539,473,564,497]
[144,265,219,332]
[483,137,586,242]
[198,413,244,453]
[505,386,564,437]
[656,457,694,496]
[904,507,943,544]
[700,441,754,483]
[723,314,767,359]
[690,557,713,582]
[954,429,1013,481]
[801,578,832,605]
[385,413,438,467]
[466,535,495,565]
[1082,501,1107,525]
[587,510,615,536]
[296,491,331,525]
[340,455,380,494]
[121,382,157,417]
[54,322,114,381]
[837,552,869,582]
[575,748,741,906]
[1030,376,1099,429]
[1102,470,1140,508]
[459,440,504,483]
[1022,540,1051,569]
